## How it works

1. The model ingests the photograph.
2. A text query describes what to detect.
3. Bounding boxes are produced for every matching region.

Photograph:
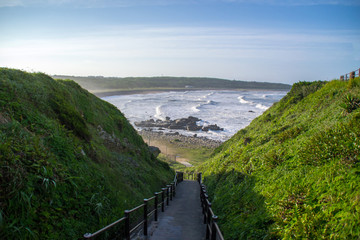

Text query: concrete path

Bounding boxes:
[148,180,205,240]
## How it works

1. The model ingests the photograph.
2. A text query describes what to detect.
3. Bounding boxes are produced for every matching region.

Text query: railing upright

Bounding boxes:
[166,185,170,206]
[161,188,166,212]
[124,210,130,240]
[154,192,159,221]
[143,199,148,236]
[170,184,173,201]
[211,216,218,240]
[173,182,176,197]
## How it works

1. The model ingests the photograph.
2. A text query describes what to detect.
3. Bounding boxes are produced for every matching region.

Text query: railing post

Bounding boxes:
[205,201,212,240]
[201,187,206,211]
[143,199,148,236]
[154,192,159,221]
[211,216,218,240]
[203,193,208,224]
[166,185,170,205]
[340,75,344,81]
[170,184,173,201]
[173,182,176,197]
[350,71,355,80]
[125,210,130,240]
[161,188,166,212]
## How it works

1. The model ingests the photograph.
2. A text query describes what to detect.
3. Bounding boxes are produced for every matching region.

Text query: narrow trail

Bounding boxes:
[148,180,205,240]
[149,139,193,167]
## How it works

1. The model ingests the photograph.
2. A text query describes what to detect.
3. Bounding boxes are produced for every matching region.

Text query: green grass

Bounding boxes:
[197,78,360,239]
[0,68,174,239]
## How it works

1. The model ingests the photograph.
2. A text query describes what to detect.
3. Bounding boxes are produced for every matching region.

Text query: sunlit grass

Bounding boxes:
[197,78,360,239]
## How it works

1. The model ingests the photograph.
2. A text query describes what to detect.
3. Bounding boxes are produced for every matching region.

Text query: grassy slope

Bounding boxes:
[197,79,360,239]
[0,68,174,239]
[53,75,291,93]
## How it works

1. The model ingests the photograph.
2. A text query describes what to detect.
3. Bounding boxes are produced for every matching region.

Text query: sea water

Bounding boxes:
[103,90,287,141]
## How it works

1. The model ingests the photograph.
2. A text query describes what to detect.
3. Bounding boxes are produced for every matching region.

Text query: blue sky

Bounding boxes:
[0,0,359,84]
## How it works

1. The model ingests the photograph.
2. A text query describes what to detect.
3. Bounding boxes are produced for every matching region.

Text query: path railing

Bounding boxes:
[340,68,360,81]
[180,171,198,181]
[197,173,225,240]
[83,172,183,240]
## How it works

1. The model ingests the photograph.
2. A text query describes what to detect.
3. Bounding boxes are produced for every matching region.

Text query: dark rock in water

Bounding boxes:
[202,124,223,132]
[134,116,224,133]
[249,110,255,113]
[148,146,161,157]
[187,125,202,131]
[165,132,180,136]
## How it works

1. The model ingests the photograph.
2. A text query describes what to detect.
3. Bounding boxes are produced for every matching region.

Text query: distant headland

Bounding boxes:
[53,75,292,97]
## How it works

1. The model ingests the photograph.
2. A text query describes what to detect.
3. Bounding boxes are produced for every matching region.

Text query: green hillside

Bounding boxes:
[0,68,174,239]
[53,75,291,96]
[197,78,360,239]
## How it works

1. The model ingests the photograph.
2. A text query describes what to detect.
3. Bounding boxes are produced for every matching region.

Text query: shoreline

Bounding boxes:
[138,130,223,149]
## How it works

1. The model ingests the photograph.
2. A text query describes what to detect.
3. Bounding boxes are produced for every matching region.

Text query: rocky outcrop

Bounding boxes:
[148,146,161,157]
[135,116,223,132]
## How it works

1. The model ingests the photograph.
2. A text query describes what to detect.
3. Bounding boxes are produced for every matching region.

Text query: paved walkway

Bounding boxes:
[148,180,205,240]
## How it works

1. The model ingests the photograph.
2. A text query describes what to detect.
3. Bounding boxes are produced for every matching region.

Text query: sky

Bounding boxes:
[0,0,359,84]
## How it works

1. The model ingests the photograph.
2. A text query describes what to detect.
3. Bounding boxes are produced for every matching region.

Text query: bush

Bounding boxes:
[340,94,360,114]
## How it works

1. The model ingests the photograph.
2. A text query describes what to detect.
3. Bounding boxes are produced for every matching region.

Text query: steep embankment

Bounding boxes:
[0,68,174,239]
[198,79,360,239]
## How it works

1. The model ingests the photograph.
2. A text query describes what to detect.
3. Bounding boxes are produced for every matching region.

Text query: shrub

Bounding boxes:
[340,94,360,114]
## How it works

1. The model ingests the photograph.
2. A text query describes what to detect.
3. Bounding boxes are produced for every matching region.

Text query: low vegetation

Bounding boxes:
[0,68,174,239]
[197,78,360,239]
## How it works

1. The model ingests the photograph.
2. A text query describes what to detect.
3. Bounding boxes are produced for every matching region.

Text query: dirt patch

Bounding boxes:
[0,113,10,124]
[149,139,193,167]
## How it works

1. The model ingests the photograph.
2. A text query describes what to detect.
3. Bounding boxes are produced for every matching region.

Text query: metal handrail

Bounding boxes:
[83,217,126,239]
[198,172,225,240]
[83,172,181,240]
[128,203,145,213]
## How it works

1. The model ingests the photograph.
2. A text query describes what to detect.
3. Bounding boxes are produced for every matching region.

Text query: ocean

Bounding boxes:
[103,90,288,141]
